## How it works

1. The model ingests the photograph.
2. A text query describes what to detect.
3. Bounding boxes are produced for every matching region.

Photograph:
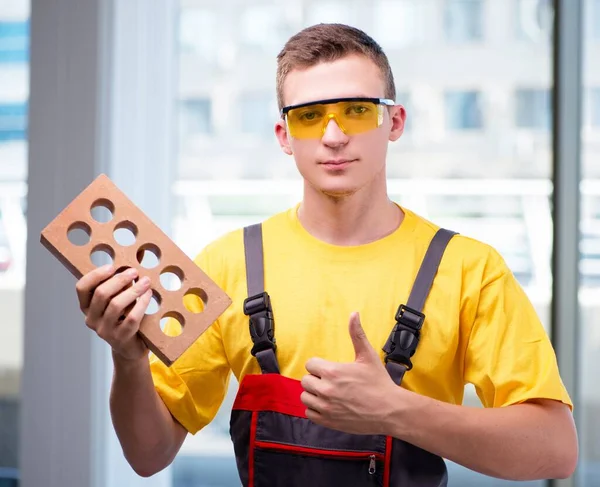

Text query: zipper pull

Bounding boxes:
[368,454,376,475]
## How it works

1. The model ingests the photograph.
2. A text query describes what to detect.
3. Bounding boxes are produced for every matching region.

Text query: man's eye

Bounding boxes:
[347,105,369,115]
[300,111,321,121]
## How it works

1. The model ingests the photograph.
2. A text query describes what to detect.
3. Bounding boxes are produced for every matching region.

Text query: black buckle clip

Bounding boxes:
[243,292,271,316]
[384,304,425,370]
[243,292,276,356]
[394,304,425,330]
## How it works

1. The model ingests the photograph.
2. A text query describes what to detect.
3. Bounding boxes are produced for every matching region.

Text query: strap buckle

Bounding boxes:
[243,291,271,315]
[384,304,425,370]
[243,292,277,356]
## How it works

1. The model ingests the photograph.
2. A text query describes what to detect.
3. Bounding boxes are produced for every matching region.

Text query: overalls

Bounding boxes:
[230,224,456,486]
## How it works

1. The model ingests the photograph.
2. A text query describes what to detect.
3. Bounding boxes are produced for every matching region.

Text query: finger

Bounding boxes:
[349,312,377,363]
[104,276,152,326]
[114,288,153,342]
[305,357,331,378]
[87,267,139,322]
[300,390,327,413]
[76,264,115,311]
[300,373,322,395]
[305,407,324,425]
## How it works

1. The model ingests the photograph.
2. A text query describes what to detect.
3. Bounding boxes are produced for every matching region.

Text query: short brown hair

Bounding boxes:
[276,23,396,110]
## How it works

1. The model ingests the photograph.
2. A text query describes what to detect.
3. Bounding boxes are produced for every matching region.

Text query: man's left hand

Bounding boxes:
[300,312,401,435]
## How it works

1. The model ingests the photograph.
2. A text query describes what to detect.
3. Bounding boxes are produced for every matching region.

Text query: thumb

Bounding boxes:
[349,312,376,362]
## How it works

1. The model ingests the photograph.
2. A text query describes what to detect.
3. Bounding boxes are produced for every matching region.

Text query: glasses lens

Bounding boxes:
[337,101,380,135]
[287,104,327,139]
[286,101,382,139]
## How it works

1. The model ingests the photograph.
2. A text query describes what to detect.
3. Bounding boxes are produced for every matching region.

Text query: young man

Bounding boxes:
[75,24,577,484]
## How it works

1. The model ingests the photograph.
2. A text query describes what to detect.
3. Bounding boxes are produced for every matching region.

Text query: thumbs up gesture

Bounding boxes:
[301,312,401,435]
[348,311,381,364]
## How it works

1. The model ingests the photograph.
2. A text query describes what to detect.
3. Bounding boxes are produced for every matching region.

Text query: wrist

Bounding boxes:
[112,349,149,372]
[380,386,421,439]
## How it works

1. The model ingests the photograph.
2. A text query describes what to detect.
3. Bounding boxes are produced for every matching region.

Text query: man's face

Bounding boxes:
[275,54,406,198]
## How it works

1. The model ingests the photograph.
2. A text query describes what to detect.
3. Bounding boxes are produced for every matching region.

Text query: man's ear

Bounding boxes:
[275,119,293,155]
[388,105,407,142]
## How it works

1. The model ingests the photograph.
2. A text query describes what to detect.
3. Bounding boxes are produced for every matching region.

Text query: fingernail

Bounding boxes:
[126,268,138,278]
[103,264,114,273]
[139,276,150,287]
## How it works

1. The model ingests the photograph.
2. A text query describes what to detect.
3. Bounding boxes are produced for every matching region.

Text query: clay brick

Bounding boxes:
[40,173,232,366]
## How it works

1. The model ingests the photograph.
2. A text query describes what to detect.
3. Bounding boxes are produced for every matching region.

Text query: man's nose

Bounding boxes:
[321,114,349,146]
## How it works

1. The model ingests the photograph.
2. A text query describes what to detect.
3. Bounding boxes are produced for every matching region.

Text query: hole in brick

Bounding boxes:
[160,311,184,337]
[114,221,138,247]
[160,266,183,291]
[183,288,207,314]
[136,244,161,269]
[90,199,115,223]
[144,290,161,316]
[90,244,115,267]
[67,222,91,246]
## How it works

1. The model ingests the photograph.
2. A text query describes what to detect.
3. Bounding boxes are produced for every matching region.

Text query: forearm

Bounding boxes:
[384,391,577,481]
[110,352,186,477]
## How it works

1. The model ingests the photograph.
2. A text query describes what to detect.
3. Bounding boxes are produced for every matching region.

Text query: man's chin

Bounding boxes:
[319,185,359,199]
[304,175,363,199]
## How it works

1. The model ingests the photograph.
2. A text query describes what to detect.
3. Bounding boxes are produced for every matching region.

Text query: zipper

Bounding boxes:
[254,440,384,475]
[368,454,376,475]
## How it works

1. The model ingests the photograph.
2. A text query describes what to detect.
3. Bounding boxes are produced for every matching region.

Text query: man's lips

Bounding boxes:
[320,159,357,166]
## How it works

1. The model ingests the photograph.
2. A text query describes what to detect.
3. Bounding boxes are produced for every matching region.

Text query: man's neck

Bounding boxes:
[298,180,404,247]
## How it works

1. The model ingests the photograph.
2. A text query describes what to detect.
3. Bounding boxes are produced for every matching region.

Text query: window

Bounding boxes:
[516,0,553,42]
[240,93,276,136]
[445,91,483,130]
[581,3,600,482]
[592,0,600,39]
[376,1,421,48]
[179,99,212,137]
[0,102,27,142]
[0,1,28,480]
[580,205,600,288]
[591,88,600,128]
[306,1,355,29]
[178,8,217,61]
[444,0,484,42]
[0,21,28,64]
[515,89,551,130]
[241,5,285,51]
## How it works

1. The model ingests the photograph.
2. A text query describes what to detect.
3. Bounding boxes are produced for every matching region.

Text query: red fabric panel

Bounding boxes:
[384,434,392,486]
[233,374,307,418]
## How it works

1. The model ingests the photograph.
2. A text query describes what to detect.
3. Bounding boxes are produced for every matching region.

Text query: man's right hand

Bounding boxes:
[75,264,153,361]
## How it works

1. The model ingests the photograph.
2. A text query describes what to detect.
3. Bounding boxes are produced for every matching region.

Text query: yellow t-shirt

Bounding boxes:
[150,205,573,434]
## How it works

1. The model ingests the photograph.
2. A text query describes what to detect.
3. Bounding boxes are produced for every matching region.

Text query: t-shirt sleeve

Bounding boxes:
[149,244,232,434]
[463,249,573,410]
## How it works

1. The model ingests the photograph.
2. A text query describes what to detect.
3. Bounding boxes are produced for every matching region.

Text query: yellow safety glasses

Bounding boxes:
[281,97,395,140]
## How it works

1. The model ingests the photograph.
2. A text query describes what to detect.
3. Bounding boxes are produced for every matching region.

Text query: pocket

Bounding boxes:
[250,411,388,487]
[253,440,385,487]
[231,375,391,487]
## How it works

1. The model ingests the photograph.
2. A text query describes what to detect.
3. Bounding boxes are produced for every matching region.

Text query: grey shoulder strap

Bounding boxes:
[244,223,265,298]
[384,228,457,385]
[243,223,280,374]
[407,228,457,311]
